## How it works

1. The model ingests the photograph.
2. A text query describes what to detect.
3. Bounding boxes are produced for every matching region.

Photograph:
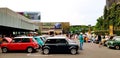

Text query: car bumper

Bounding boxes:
[108,45,115,47]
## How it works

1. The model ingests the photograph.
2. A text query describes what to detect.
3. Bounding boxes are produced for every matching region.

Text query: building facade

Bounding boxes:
[40,22,70,35]
[0,8,39,37]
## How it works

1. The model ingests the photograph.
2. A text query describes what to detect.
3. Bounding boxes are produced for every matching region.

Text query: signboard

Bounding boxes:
[54,23,61,29]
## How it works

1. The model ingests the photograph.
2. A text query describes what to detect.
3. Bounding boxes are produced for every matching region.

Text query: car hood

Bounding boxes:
[4,37,12,43]
[69,42,78,45]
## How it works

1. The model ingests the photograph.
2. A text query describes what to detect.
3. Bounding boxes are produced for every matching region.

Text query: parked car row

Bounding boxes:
[0,35,47,53]
[93,36,120,50]
[0,35,79,55]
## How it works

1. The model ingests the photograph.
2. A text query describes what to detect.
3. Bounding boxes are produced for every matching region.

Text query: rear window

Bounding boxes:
[12,38,21,43]
[56,39,67,44]
[45,39,67,44]
[21,38,30,42]
[40,37,44,41]
[45,39,57,44]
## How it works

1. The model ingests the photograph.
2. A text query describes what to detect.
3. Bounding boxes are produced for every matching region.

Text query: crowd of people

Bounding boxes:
[65,33,115,50]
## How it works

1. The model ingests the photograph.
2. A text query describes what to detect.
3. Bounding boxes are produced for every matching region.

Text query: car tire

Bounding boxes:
[115,46,120,50]
[43,49,49,54]
[2,47,8,53]
[70,49,77,55]
[27,47,33,53]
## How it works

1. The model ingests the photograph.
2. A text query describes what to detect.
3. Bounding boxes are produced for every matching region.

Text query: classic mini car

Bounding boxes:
[33,36,45,48]
[42,36,79,55]
[106,36,120,50]
[1,36,39,53]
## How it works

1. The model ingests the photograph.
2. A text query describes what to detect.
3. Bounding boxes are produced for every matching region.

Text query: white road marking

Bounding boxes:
[27,53,53,56]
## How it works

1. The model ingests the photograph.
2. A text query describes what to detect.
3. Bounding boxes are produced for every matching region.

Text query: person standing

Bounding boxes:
[78,33,84,50]
[98,34,102,47]
[0,35,3,52]
[0,35,3,45]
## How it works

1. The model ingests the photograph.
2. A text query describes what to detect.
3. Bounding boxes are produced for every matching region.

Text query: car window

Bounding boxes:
[56,39,67,44]
[40,37,44,41]
[42,37,46,41]
[21,38,30,42]
[34,38,38,40]
[67,39,76,43]
[12,38,21,43]
[115,38,120,41]
[45,39,57,44]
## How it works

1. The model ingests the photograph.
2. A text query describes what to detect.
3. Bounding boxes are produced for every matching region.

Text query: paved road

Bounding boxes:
[0,43,120,58]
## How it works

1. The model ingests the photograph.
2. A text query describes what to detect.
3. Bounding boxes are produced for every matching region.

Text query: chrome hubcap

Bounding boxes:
[116,46,119,50]
[28,48,33,53]
[43,49,49,54]
[3,48,7,53]
[71,49,76,54]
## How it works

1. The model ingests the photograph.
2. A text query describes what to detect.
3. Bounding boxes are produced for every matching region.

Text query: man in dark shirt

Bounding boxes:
[98,34,102,47]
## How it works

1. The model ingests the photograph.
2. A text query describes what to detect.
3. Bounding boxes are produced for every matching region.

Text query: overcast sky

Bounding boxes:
[0,0,105,26]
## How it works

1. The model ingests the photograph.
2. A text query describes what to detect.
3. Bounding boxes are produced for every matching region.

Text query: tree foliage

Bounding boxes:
[95,3,120,31]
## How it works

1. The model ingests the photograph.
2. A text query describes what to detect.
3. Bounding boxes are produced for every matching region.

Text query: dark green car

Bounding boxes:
[106,36,120,50]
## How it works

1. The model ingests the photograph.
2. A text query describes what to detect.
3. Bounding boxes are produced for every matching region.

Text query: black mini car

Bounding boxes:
[42,36,79,55]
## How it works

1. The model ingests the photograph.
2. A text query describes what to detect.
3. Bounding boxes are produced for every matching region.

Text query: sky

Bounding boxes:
[0,0,106,26]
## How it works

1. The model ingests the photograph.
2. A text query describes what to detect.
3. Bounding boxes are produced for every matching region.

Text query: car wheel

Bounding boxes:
[115,46,120,50]
[70,49,77,55]
[27,47,33,53]
[2,47,8,53]
[43,49,49,54]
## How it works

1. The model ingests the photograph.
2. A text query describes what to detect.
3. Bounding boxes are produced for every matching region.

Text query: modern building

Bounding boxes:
[0,8,39,37]
[40,22,70,35]
[106,0,120,9]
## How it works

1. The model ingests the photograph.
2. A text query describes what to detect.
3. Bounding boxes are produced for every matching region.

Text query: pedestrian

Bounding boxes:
[0,35,3,52]
[66,34,70,39]
[0,35,3,44]
[98,34,102,47]
[78,33,84,50]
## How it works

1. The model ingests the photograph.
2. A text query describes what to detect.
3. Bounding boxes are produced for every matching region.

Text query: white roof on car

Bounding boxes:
[14,36,33,38]
[37,36,45,37]
[47,36,66,39]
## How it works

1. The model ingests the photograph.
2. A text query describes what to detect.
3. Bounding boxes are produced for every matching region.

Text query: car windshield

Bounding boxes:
[113,37,120,41]
[67,39,76,43]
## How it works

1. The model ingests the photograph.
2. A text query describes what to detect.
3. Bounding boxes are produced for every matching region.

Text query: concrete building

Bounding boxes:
[0,8,39,37]
[106,0,120,9]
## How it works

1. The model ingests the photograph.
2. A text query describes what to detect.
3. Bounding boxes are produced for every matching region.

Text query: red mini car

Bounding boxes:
[1,36,39,53]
